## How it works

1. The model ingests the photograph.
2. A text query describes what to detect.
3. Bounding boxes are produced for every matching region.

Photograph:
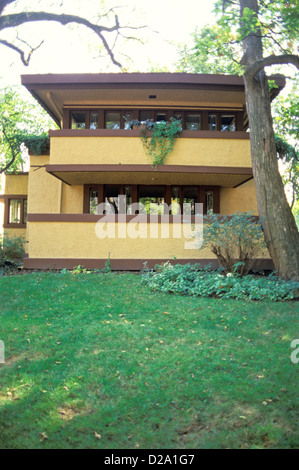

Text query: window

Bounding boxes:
[105,112,121,129]
[208,114,217,131]
[183,187,198,215]
[71,112,86,129]
[221,115,236,132]
[171,186,181,215]
[9,199,21,224]
[89,189,99,214]
[186,114,201,130]
[90,112,99,129]
[205,190,214,214]
[139,186,165,214]
[5,197,27,227]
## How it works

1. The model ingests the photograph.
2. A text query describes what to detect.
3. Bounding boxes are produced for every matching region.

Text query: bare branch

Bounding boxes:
[0,10,140,68]
[245,54,299,80]
[0,38,44,65]
[0,0,15,16]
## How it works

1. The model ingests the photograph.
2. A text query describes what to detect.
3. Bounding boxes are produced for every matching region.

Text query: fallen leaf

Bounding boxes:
[40,432,48,442]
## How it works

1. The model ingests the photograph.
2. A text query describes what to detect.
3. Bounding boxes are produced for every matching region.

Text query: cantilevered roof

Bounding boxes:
[21,72,285,127]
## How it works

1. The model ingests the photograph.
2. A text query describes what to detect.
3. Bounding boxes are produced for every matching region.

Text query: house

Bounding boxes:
[0,73,284,270]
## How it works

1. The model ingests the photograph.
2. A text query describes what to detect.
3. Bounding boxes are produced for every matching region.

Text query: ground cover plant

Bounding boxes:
[0,272,298,449]
[142,263,299,301]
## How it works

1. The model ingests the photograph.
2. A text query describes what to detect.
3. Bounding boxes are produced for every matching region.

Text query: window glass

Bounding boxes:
[125,186,132,214]
[90,112,99,129]
[171,186,181,215]
[71,112,86,129]
[9,199,21,223]
[139,186,165,214]
[221,115,235,131]
[105,185,120,213]
[186,114,201,130]
[206,190,214,214]
[124,112,134,130]
[23,199,27,224]
[156,113,167,123]
[89,189,98,214]
[139,111,153,125]
[208,114,217,131]
[183,187,197,215]
[105,112,121,129]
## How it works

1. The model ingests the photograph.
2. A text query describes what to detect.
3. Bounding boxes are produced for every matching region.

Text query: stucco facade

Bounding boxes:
[0,73,281,270]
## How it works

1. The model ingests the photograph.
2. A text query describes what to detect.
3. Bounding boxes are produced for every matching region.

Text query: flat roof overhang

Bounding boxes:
[45,164,253,188]
[21,72,285,128]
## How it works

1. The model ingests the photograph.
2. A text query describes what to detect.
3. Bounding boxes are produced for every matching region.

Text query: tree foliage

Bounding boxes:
[176,24,242,75]
[0,87,55,173]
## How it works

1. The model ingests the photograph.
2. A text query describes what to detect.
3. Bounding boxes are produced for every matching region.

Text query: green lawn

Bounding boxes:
[0,272,298,449]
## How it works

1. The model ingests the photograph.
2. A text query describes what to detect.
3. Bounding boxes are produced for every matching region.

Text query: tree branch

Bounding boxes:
[0,127,19,174]
[0,11,144,68]
[0,38,44,65]
[245,54,299,80]
[0,0,15,16]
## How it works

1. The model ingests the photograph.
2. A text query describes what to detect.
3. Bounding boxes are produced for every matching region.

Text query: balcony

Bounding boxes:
[47,129,252,187]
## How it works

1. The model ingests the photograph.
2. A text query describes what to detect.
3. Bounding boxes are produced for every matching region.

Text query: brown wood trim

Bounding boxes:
[27,213,204,223]
[23,257,273,271]
[49,129,250,139]
[3,195,27,228]
[22,72,246,86]
[27,213,259,223]
[46,164,253,175]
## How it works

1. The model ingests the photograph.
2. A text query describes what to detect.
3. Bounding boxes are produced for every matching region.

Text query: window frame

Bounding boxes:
[4,195,27,228]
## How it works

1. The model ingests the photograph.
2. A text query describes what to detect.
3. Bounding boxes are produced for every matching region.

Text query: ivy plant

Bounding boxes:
[125,116,182,167]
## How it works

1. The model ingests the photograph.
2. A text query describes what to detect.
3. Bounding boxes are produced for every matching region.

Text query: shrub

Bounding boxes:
[200,212,266,276]
[0,234,25,266]
[142,262,299,301]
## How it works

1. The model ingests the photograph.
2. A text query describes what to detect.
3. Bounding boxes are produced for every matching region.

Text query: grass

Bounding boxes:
[0,271,298,449]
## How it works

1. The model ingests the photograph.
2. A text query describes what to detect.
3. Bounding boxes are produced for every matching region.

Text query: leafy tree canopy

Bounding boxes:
[0,87,56,173]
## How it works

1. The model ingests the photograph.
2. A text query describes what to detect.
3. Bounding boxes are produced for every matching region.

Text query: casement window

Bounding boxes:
[105,112,121,129]
[65,109,243,131]
[4,196,27,228]
[138,186,165,215]
[71,112,86,129]
[84,184,220,215]
[185,113,201,131]
[208,113,236,131]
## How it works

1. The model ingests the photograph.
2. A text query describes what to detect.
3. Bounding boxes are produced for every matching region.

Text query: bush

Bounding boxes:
[0,234,25,266]
[200,212,266,276]
[142,262,299,301]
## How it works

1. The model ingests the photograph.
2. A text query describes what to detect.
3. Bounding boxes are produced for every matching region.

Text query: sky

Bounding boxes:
[0,0,216,86]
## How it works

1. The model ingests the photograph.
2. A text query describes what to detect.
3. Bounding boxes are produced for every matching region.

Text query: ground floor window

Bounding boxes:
[84,184,220,216]
[4,196,27,228]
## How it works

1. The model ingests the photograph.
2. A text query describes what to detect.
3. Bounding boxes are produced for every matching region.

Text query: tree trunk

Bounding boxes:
[240,0,299,280]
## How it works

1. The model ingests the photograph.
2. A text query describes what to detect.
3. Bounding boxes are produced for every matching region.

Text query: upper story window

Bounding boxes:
[186,113,201,131]
[71,112,86,129]
[105,112,121,129]
[65,109,243,131]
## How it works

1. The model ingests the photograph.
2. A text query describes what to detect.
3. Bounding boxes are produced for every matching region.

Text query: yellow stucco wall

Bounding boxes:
[50,136,251,168]
[220,179,258,215]
[27,221,215,259]
[61,185,83,214]
[28,156,62,213]
[27,219,268,261]
[4,174,28,195]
